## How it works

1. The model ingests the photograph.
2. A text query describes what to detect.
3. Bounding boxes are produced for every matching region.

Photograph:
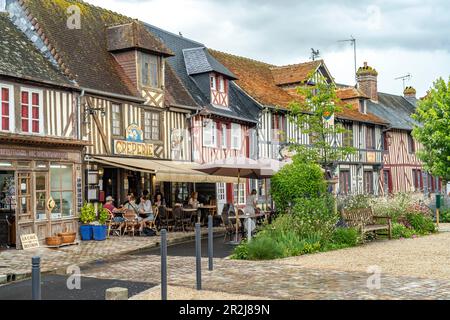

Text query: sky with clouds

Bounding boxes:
[84,0,450,97]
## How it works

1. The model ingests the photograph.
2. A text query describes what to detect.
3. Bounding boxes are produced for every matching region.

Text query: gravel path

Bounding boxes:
[276,225,450,280]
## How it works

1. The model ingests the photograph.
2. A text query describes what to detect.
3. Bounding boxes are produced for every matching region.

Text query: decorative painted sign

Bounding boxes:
[46,196,56,211]
[20,234,40,250]
[114,124,154,157]
[126,124,143,143]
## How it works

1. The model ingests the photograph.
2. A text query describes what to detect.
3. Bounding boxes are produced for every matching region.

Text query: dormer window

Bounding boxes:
[210,74,217,91]
[210,73,229,107]
[359,100,367,114]
[140,52,162,89]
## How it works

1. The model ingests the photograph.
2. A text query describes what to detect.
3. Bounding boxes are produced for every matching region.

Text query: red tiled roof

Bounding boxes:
[209,49,387,125]
[270,60,322,86]
[336,87,369,100]
[208,49,297,108]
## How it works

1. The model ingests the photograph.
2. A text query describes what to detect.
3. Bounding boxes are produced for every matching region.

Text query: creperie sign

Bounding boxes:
[114,140,154,157]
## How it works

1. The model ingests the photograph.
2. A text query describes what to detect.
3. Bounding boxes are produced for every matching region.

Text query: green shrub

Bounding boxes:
[440,209,450,223]
[271,158,327,212]
[246,235,284,260]
[80,202,96,224]
[230,242,249,260]
[392,223,415,239]
[407,213,436,234]
[331,227,360,246]
[97,204,109,225]
[292,194,338,242]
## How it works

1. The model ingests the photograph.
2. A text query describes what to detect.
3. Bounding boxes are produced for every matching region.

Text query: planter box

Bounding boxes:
[92,225,107,241]
[79,225,93,241]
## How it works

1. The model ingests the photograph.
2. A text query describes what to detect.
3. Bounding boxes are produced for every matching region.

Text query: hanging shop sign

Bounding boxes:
[114,124,154,157]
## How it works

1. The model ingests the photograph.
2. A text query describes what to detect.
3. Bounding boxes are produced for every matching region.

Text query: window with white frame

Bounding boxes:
[219,76,225,93]
[233,183,246,205]
[144,111,160,141]
[21,88,43,134]
[210,74,216,91]
[203,120,217,148]
[217,183,226,201]
[221,123,227,148]
[111,104,122,136]
[231,123,241,150]
[0,85,13,132]
[140,53,161,88]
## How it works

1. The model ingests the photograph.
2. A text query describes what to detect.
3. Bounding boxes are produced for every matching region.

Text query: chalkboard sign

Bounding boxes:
[20,234,40,250]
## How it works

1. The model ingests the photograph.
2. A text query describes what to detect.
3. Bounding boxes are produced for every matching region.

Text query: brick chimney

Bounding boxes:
[403,86,416,99]
[356,62,378,102]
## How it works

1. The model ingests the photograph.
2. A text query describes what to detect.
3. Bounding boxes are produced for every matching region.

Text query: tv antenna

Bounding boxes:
[310,48,320,61]
[338,36,357,83]
[394,73,412,90]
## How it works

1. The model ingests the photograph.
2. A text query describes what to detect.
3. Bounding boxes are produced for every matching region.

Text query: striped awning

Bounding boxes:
[91,156,239,183]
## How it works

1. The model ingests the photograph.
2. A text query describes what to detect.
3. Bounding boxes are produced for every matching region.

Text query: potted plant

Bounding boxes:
[92,204,109,241]
[79,202,96,240]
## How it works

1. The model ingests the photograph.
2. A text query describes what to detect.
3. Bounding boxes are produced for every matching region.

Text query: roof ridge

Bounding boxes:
[270,59,322,70]
[62,0,131,20]
[144,22,206,47]
[208,49,276,67]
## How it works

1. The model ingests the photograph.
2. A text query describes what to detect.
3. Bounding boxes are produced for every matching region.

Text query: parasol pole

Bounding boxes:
[265,178,268,211]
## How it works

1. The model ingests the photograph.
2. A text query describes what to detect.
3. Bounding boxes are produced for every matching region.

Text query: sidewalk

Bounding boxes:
[0,227,224,284]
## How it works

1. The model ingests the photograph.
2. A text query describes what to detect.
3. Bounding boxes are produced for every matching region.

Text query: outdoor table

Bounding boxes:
[197,205,217,224]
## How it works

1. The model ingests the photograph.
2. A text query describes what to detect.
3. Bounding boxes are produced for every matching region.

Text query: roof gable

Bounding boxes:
[270,60,331,86]
[183,47,236,79]
[20,0,172,97]
[106,21,173,56]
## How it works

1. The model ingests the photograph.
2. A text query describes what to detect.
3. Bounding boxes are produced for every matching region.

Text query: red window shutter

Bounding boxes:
[21,105,28,118]
[32,93,39,106]
[22,120,29,132]
[22,91,29,104]
[2,103,8,116]
[2,118,8,131]
[2,88,9,101]
[32,106,39,119]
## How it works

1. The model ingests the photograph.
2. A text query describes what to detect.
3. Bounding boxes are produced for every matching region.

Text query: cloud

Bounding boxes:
[84,0,450,97]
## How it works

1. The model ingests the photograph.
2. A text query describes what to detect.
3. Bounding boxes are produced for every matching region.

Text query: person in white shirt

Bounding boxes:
[244,189,258,215]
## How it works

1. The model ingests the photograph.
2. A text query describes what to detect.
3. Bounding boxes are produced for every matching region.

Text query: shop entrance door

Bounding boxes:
[0,171,15,249]
[216,183,227,215]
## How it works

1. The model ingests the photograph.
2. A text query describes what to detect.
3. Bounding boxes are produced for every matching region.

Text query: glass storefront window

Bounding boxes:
[35,173,47,220]
[50,164,73,218]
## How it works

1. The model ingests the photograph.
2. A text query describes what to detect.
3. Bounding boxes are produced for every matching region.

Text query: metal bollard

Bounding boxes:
[195,223,202,290]
[208,215,213,271]
[161,229,167,300]
[31,256,41,300]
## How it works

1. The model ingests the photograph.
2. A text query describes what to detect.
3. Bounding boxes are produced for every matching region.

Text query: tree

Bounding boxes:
[412,77,450,181]
[287,79,356,175]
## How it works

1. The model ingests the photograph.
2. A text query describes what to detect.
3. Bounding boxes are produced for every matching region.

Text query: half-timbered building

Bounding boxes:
[12,0,209,205]
[209,51,388,198]
[146,25,260,212]
[0,10,86,248]
[360,62,443,195]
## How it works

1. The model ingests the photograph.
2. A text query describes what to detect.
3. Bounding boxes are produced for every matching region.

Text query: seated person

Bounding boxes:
[124,194,153,233]
[139,190,155,227]
[154,192,166,207]
[104,196,125,225]
[188,191,199,209]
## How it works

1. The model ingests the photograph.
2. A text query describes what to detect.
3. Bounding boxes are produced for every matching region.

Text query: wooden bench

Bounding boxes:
[341,207,392,241]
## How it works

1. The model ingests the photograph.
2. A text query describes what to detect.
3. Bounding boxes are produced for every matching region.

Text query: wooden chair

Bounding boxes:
[158,206,175,232]
[209,199,217,216]
[221,204,238,242]
[173,206,184,232]
[145,206,158,229]
[106,210,123,238]
[123,210,140,237]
